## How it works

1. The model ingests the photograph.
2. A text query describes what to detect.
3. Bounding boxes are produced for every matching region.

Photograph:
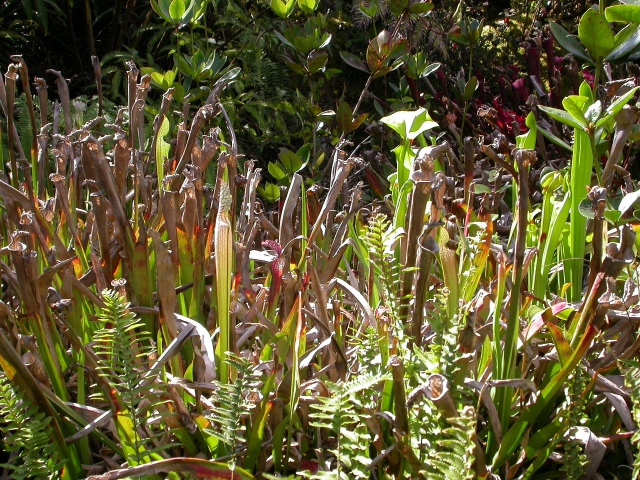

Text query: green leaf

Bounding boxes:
[380,107,439,140]
[270,0,296,18]
[606,3,640,23]
[307,50,328,74]
[585,100,602,124]
[278,148,303,174]
[410,1,434,14]
[538,105,587,131]
[516,112,538,149]
[297,0,319,14]
[549,21,592,63]
[339,51,369,72]
[169,0,186,22]
[596,86,640,127]
[492,326,598,470]
[579,8,615,60]
[607,24,640,61]
[268,162,287,181]
[464,75,478,101]
[578,197,595,219]
[259,183,281,202]
[337,100,354,133]
[562,95,589,127]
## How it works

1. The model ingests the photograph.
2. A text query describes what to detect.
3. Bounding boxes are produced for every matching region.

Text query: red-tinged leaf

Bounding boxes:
[546,322,572,366]
[525,302,573,341]
[353,112,368,130]
[336,100,354,133]
[262,240,285,307]
[364,166,387,198]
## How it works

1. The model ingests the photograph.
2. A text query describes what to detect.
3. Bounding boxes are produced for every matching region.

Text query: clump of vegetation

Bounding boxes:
[2,1,640,479]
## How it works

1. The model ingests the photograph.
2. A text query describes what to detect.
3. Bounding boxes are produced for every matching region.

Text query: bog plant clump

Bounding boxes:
[2,0,640,479]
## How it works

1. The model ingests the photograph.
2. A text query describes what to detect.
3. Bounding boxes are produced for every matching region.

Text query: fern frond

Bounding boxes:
[204,353,263,467]
[0,373,64,479]
[362,213,408,324]
[92,288,167,466]
[305,372,387,479]
[560,363,588,478]
[424,407,477,480]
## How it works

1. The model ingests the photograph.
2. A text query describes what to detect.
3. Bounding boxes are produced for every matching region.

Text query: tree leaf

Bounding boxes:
[270,0,296,18]
[339,51,369,72]
[410,0,434,14]
[297,0,319,14]
[169,0,186,23]
[549,21,593,63]
[607,24,640,61]
[464,75,478,101]
[578,8,615,60]
[606,3,640,24]
[278,148,303,174]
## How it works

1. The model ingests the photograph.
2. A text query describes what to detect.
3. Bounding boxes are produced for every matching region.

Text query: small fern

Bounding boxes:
[0,373,63,479]
[92,288,167,467]
[560,364,588,478]
[424,406,477,480]
[362,213,407,325]
[303,372,388,479]
[204,353,262,468]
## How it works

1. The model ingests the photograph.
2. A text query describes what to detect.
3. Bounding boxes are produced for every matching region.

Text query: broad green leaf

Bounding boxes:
[297,0,319,14]
[169,0,186,22]
[420,62,441,78]
[579,8,615,60]
[538,125,573,151]
[278,148,303,174]
[337,100,354,133]
[307,50,328,74]
[579,80,593,100]
[274,30,295,49]
[578,197,595,219]
[562,95,589,127]
[270,0,296,18]
[380,107,439,140]
[606,3,640,23]
[259,183,281,202]
[607,24,640,60]
[585,100,602,124]
[268,161,287,181]
[549,21,592,63]
[538,105,587,131]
